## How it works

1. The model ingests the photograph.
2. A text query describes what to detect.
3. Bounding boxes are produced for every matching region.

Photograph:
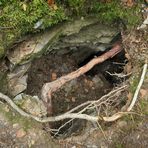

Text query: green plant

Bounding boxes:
[0,0,66,35]
[67,0,86,15]
[92,0,142,27]
[0,0,67,56]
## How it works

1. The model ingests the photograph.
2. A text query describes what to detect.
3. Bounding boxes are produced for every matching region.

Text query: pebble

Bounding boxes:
[13,123,19,128]
[117,121,128,128]
[16,128,26,138]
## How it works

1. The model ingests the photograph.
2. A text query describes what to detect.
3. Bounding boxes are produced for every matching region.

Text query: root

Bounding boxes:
[0,85,126,123]
[41,44,122,114]
[0,44,147,126]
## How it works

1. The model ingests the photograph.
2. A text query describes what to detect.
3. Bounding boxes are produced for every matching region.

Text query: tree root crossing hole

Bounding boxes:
[26,35,127,138]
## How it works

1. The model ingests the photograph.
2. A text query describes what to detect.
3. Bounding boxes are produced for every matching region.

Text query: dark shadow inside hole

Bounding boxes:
[78,48,128,85]
[25,32,128,138]
[46,48,128,138]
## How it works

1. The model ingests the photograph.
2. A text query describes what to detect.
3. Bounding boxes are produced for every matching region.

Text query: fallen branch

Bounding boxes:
[0,85,126,123]
[127,63,147,111]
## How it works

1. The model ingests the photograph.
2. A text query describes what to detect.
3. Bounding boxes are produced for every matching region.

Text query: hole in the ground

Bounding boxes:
[26,33,128,138]
[78,48,127,84]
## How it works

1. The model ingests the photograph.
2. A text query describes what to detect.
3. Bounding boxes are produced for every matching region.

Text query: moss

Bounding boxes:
[92,0,142,27]
[115,143,124,148]
[0,0,67,58]
[67,0,86,15]
[129,75,139,93]
[0,0,143,34]
[0,69,8,94]
[0,46,5,58]
[0,103,40,131]
[0,0,66,33]
[137,99,148,115]
[0,0,143,59]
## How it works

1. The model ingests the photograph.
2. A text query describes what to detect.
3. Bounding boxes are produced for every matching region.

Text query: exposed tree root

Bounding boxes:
[41,44,122,114]
[0,85,126,123]
[0,43,147,126]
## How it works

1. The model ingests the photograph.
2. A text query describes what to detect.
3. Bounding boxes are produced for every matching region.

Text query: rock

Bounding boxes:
[8,75,28,97]
[7,63,31,96]
[51,21,120,64]
[7,17,97,65]
[52,23,119,51]
[7,25,63,66]
[0,29,21,59]
[92,74,105,88]
[16,128,26,138]
[14,93,47,117]
[0,60,8,93]
[7,17,119,66]
[0,33,5,58]
[62,17,98,36]
[117,120,128,128]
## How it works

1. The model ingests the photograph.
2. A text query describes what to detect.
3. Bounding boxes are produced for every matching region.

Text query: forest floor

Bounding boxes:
[0,28,148,148]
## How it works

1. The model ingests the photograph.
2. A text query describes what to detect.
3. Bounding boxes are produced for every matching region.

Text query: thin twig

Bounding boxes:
[106,71,132,78]
[102,63,147,121]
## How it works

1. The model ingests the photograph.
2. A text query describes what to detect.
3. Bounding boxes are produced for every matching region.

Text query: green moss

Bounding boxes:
[0,0,143,59]
[0,0,143,34]
[92,0,142,27]
[0,0,66,33]
[0,0,67,58]
[67,0,86,15]
[0,71,8,94]
[0,46,5,58]
[129,75,139,93]
[115,143,124,148]
[0,103,40,131]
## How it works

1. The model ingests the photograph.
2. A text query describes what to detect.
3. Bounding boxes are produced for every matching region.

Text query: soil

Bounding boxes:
[0,104,60,148]
[0,28,148,148]
[26,52,115,136]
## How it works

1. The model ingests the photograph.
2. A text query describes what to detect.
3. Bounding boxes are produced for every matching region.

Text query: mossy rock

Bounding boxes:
[0,33,5,58]
[0,46,5,58]
[0,61,8,93]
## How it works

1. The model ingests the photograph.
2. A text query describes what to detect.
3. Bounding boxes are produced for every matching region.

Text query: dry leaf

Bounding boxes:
[127,0,134,7]
[4,105,9,112]
[127,92,132,100]
[124,62,132,74]
[51,72,57,80]
[125,53,131,60]
[52,4,58,10]
[22,3,27,11]
[71,97,76,102]
[140,89,147,98]
[47,0,55,6]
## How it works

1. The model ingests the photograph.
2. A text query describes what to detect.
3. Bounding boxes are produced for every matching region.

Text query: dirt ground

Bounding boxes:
[0,28,148,148]
[26,50,113,137]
